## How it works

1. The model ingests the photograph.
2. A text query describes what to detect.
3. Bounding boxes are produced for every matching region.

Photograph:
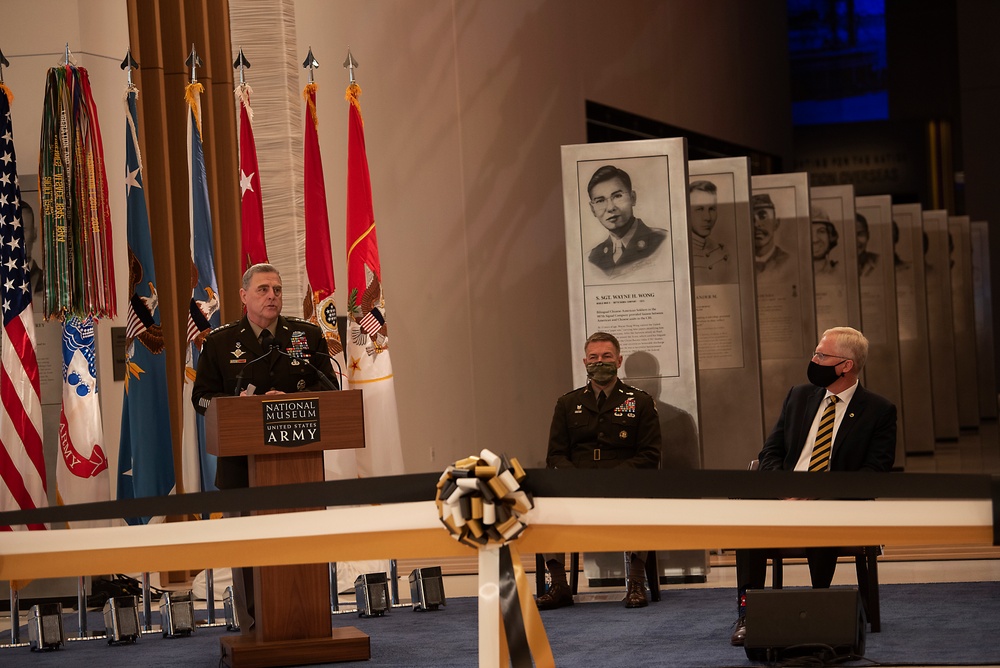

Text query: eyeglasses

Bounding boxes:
[590,190,629,213]
[812,351,848,363]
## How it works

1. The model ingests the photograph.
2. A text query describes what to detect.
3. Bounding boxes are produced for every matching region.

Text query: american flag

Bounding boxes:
[0,87,47,530]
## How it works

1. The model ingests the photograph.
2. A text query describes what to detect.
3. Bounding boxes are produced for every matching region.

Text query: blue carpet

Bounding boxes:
[4,582,998,666]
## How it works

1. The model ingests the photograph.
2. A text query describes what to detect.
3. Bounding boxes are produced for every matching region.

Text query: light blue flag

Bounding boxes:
[118,87,176,523]
[182,83,221,494]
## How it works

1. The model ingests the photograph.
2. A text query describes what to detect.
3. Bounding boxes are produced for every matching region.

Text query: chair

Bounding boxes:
[746,460,882,632]
[534,551,660,602]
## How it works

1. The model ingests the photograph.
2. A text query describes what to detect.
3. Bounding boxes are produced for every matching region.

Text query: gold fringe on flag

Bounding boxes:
[184,82,205,140]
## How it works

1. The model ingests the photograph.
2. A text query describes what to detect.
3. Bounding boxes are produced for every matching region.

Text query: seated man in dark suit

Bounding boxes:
[586,165,667,276]
[730,326,896,646]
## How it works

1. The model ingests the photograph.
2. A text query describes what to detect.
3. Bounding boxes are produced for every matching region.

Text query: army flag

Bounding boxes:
[181,82,220,494]
[55,315,111,525]
[236,83,267,273]
[0,82,47,530]
[345,81,403,477]
[117,87,175,524]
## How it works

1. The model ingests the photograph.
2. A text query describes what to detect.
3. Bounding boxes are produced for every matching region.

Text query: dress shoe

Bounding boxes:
[624,578,648,608]
[536,581,573,610]
[730,615,747,646]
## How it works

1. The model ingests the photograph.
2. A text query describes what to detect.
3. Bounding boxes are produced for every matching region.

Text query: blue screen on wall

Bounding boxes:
[789,0,888,125]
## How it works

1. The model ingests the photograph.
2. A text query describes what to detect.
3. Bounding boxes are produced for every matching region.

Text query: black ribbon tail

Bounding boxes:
[499,544,533,667]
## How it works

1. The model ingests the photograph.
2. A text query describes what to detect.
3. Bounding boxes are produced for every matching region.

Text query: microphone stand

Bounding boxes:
[233,345,277,395]
[273,347,339,391]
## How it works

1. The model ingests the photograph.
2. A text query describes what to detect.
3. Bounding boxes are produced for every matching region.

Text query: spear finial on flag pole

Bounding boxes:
[0,48,9,84]
[343,48,358,84]
[120,48,139,87]
[303,47,319,84]
[186,44,202,84]
[61,43,75,67]
[233,47,250,85]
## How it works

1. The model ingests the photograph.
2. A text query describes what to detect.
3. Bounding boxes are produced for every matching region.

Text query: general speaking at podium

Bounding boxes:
[192,263,337,632]
[193,263,337,488]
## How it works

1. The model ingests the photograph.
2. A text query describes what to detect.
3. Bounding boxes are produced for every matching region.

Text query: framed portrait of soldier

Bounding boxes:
[855,195,904,463]
[923,209,960,440]
[892,202,935,455]
[688,158,765,469]
[970,221,997,420]
[750,173,816,430]
[947,215,979,429]
[809,185,861,335]
[561,139,696,419]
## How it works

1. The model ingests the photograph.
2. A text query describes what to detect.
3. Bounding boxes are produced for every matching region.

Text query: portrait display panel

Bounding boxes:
[809,185,862,336]
[688,158,765,469]
[562,138,703,584]
[562,138,699,457]
[891,203,935,455]
[855,195,904,463]
[970,221,998,420]
[750,173,817,431]
[922,210,960,440]
[947,216,980,429]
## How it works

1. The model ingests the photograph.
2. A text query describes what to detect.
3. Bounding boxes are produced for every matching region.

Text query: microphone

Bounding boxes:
[273,346,339,391]
[233,344,278,396]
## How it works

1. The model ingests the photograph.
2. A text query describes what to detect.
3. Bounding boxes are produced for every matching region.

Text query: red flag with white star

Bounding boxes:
[236,84,267,273]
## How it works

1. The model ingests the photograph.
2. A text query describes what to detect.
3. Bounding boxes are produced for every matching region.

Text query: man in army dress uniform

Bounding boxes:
[191,262,336,629]
[536,332,661,610]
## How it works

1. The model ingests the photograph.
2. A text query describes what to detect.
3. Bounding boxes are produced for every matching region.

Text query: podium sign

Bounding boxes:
[206,390,369,666]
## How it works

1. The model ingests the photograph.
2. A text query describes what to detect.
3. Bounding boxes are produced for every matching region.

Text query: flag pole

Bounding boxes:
[343,48,358,85]
[186,43,202,84]
[0,48,9,84]
[303,47,319,84]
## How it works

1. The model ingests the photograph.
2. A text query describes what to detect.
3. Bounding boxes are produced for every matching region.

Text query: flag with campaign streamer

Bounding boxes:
[236,83,267,273]
[117,86,175,523]
[56,314,111,525]
[0,82,47,531]
[303,81,354,479]
[345,81,403,477]
[181,82,220,494]
[38,64,117,319]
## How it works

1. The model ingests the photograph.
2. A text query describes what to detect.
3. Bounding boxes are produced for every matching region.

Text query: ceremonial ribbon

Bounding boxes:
[437,451,554,667]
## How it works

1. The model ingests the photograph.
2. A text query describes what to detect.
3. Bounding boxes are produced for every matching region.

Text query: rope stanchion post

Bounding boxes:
[389,559,400,605]
[141,572,152,631]
[205,569,215,625]
[329,563,339,612]
[8,585,19,645]
[77,576,88,638]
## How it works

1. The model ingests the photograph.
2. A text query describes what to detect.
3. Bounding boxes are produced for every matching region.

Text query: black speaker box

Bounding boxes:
[744,588,866,662]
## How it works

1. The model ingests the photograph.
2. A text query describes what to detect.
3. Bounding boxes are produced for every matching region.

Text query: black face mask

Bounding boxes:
[807,360,845,388]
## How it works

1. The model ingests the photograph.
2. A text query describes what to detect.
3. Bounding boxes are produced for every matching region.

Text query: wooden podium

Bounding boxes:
[206,390,371,667]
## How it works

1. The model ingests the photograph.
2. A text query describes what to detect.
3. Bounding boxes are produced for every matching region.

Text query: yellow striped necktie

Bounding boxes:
[808,396,838,472]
